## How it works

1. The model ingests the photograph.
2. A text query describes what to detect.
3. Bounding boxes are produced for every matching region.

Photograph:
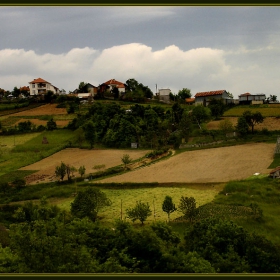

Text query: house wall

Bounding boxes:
[158,89,171,102]
[29,82,58,95]
[195,92,227,106]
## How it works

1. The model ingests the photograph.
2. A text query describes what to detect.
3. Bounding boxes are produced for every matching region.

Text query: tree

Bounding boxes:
[78,81,88,93]
[55,162,67,181]
[44,90,55,103]
[126,201,152,225]
[82,121,96,149]
[208,98,226,120]
[236,116,249,138]
[178,196,197,223]
[70,187,112,222]
[191,105,211,129]
[177,88,191,102]
[219,118,234,138]
[242,110,264,133]
[78,165,86,178]
[121,154,132,170]
[162,196,177,222]
[12,87,21,98]
[46,118,57,131]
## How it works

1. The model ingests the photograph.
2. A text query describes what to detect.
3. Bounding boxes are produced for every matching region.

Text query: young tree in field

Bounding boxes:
[236,116,249,138]
[121,154,132,170]
[242,110,264,133]
[46,118,57,131]
[55,162,67,181]
[126,201,152,225]
[82,120,96,149]
[71,187,112,222]
[162,196,177,222]
[78,165,86,178]
[178,196,197,223]
[219,118,234,139]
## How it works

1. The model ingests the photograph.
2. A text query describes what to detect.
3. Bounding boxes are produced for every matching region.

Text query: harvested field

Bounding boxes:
[9,104,67,116]
[207,117,280,131]
[20,148,150,184]
[14,118,70,128]
[96,143,275,183]
[20,143,275,184]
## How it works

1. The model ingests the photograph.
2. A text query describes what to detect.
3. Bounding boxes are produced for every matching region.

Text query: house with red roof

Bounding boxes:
[194,90,233,106]
[102,79,126,93]
[29,78,59,96]
[238,92,266,105]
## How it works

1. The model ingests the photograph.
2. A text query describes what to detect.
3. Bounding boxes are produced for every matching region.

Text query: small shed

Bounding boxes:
[270,166,280,178]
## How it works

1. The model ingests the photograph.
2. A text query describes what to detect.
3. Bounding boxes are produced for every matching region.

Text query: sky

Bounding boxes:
[1,6,280,99]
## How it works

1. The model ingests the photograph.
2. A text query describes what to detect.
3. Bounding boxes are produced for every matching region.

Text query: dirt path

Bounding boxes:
[95,143,275,183]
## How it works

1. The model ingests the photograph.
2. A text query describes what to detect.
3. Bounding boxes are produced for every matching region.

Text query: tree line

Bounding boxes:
[0,189,280,273]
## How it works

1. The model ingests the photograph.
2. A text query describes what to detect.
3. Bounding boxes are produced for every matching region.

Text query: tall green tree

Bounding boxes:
[162,196,177,222]
[55,162,67,181]
[177,88,191,102]
[71,187,112,222]
[191,105,211,129]
[236,116,249,138]
[178,196,197,223]
[208,98,226,120]
[82,120,96,149]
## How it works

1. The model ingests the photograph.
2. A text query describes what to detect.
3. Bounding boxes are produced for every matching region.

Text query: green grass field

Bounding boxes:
[0,129,75,181]
[224,105,280,117]
[55,184,223,225]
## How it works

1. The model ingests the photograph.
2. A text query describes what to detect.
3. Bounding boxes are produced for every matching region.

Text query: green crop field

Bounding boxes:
[56,184,224,225]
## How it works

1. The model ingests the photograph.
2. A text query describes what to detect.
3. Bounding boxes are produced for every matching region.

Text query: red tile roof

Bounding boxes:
[20,86,30,91]
[104,79,125,88]
[270,166,280,175]
[195,90,226,97]
[185,98,195,103]
[240,92,251,96]
[29,78,50,84]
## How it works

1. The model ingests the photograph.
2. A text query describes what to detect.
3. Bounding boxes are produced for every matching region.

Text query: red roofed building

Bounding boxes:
[103,79,126,93]
[194,90,233,106]
[29,78,59,96]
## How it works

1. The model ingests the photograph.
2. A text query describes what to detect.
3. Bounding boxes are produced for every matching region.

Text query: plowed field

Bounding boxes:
[21,143,275,184]
[96,143,275,183]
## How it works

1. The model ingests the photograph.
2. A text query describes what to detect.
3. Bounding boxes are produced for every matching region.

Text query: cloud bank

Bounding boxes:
[1,43,279,99]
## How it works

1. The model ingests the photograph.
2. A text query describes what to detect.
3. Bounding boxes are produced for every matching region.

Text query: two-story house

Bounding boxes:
[29,78,59,96]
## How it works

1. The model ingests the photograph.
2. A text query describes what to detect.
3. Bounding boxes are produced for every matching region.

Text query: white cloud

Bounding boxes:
[1,43,280,99]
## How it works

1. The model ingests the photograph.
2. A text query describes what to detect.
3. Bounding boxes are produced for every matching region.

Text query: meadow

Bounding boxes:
[224,104,280,117]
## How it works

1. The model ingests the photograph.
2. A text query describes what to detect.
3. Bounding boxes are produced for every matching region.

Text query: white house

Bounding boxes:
[194,90,233,106]
[29,78,59,96]
[238,93,266,105]
[158,88,171,103]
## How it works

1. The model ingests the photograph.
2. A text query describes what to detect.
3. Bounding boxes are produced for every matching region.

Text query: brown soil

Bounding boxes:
[21,143,276,185]
[14,118,69,128]
[9,104,67,116]
[20,148,150,185]
[95,143,275,183]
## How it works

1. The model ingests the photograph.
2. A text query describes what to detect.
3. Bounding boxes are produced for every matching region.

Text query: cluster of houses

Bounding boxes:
[11,77,277,106]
